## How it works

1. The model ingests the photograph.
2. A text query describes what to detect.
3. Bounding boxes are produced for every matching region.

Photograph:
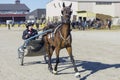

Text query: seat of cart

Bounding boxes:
[24,39,46,57]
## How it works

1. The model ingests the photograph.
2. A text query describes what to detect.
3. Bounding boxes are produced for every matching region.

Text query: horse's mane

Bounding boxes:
[43,22,62,32]
[43,24,55,31]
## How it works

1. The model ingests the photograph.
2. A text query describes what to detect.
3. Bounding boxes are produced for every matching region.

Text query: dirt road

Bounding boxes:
[0,27,120,80]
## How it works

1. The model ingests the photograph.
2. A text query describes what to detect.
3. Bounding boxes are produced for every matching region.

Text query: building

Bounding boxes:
[46,0,120,25]
[0,0,30,24]
[26,9,46,23]
[46,0,78,22]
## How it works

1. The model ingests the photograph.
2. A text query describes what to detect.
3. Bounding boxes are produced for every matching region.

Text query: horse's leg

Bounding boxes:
[66,46,80,77]
[45,43,53,73]
[53,47,60,74]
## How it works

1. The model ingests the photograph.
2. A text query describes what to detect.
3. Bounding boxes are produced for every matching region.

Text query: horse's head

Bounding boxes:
[61,2,72,23]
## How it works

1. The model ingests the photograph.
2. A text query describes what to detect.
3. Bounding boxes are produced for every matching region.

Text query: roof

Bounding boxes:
[96,13,112,20]
[0,4,30,11]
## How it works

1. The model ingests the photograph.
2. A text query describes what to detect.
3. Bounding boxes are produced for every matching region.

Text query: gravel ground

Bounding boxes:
[0,27,120,80]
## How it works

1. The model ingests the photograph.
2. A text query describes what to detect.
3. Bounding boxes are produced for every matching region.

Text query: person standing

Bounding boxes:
[35,19,40,31]
[108,19,112,30]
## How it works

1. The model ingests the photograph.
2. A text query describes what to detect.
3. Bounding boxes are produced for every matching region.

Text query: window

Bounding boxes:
[96,2,112,5]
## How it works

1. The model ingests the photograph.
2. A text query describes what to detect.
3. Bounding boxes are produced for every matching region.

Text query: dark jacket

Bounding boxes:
[22,29,38,40]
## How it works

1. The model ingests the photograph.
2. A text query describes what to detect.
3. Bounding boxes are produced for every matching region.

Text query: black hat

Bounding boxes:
[26,22,33,28]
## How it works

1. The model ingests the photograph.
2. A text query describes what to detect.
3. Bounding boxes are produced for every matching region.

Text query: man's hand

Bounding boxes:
[28,31,31,34]
[25,35,29,38]
[25,32,31,38]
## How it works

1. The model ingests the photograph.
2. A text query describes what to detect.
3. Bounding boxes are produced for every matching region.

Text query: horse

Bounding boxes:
[43,2,80,77]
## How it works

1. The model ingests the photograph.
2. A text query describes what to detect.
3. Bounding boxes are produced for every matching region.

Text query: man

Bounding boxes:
[19,23,38,52]
[108,19,112,30]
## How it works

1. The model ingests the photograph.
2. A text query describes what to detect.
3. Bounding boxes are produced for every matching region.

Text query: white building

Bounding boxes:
[46,0,120,25]
[46,0,78,22]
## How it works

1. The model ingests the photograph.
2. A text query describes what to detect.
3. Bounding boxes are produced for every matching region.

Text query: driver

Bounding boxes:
[19,23,38,52]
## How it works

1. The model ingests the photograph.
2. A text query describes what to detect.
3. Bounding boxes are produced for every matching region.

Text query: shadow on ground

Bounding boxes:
[51,56,120,80]
[22,56,120,80]
[76,60,120,80]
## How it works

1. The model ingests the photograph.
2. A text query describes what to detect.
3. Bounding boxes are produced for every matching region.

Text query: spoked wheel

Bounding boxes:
[18,49,24,66]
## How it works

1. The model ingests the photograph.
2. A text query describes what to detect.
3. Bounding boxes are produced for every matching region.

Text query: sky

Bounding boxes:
[0,0,51,11]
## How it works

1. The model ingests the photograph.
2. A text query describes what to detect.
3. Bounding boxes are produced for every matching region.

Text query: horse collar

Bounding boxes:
[59,30,70,42]
[53,23,71,42]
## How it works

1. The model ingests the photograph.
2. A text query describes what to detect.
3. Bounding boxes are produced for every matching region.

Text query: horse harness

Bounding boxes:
[47,23,71,42]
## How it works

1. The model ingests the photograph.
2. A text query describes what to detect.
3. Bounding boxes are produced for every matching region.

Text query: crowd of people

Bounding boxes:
[0,17,112,31]
[71,18,112,30]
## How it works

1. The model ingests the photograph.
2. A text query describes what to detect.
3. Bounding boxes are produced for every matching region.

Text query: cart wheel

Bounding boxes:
[19,52,24,66]
[18,49,24,66]
[44,54,48,63]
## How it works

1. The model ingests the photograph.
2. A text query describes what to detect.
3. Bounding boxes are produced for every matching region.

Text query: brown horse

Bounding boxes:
[43,3,80,77]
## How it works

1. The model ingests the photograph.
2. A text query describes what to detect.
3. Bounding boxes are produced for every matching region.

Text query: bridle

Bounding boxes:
[54,8,72,42]
[61,6,72,24]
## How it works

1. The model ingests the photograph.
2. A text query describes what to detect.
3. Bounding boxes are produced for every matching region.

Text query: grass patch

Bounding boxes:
[111,25,120,30]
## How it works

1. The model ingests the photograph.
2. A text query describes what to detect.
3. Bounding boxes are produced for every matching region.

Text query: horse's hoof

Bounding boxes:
[52,70,57,75]
[49,69,53,73]
[48,67,53,73]
[75,72,80,78]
